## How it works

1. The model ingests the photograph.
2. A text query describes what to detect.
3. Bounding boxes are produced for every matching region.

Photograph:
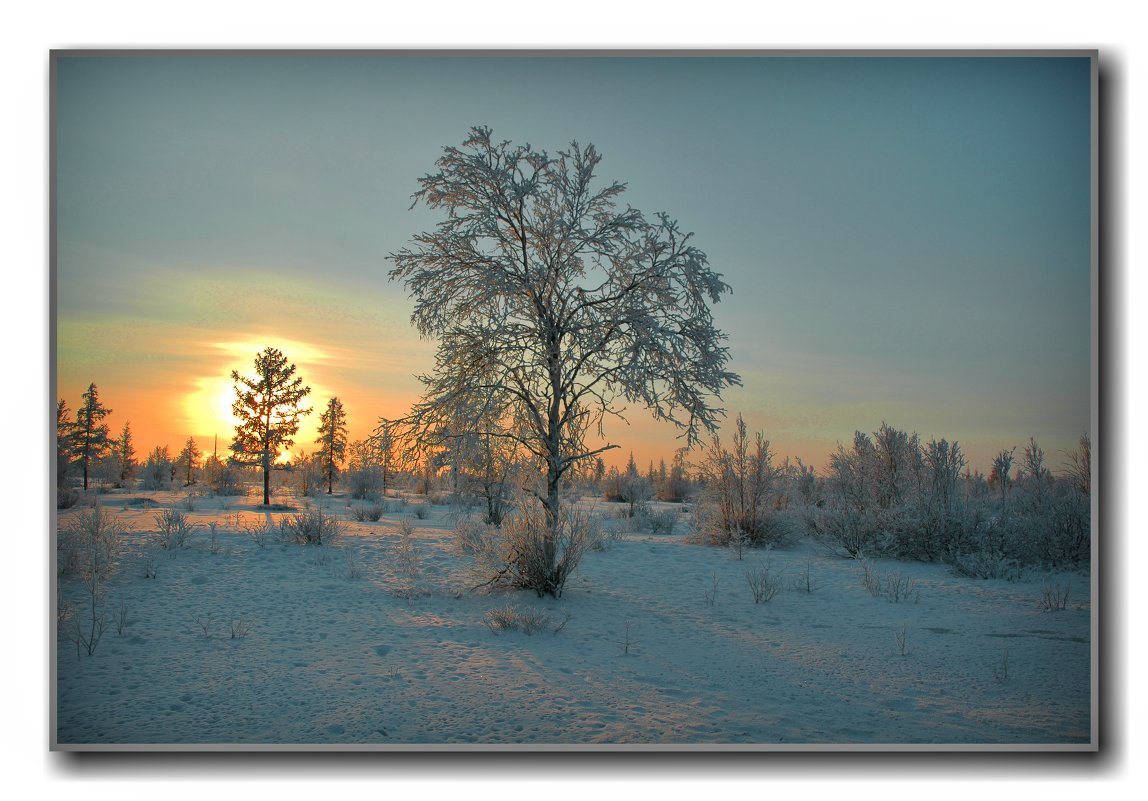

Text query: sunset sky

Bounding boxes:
[53,53,1094,473]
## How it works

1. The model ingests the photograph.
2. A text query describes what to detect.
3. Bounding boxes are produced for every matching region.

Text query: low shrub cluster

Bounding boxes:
[802,428,1090,573]
[464,501,601,598]
[278,509,342,546]
[350,502,385,522]
[483,604,556,635]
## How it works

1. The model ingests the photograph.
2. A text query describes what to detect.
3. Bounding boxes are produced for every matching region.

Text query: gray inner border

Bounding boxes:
[47,47,1107,762]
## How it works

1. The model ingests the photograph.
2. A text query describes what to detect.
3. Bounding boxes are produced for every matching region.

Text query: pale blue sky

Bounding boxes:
[55,54,1093,471]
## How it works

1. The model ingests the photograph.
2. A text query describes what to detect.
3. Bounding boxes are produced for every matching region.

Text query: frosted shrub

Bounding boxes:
[1042,490,1090,568]
[791,559,818,593]
[949,548,1022,581]
[745,561,783,603]
[805,506,886,559]
[995,482,1090,570]
[57,486,80,510]
[279,508,342,546]
[229,617,251,639]
[391,521,428,601]
[452,516,487,556]
[346,464,385,500]
[395,521,421,581]
[858,557,920,602]
[350,502,384,522]
[59,506,122,580]
[641,508,678,536]
[60,506,124,656]
[881,571,920,603]
[152,508,197,550]
[243,519,272,548]
[483,604,553,635]
[1040,580,1071,611]
[139,446,174,491]
[694,415,784,549]
[201,456,246,497]
[468,501,599,598]
[619,466,653,519]
[588,518,622,551]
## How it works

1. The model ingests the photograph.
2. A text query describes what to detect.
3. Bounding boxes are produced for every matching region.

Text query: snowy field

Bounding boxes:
[54,490,1093,748]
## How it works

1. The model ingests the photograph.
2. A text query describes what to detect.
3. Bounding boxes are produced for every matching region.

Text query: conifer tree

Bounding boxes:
[71,383,113,491]
[115,422,136,485]
[315,397,348,494]
[230,347,312,505]
[177,436,202,486]
[57,399,75,488]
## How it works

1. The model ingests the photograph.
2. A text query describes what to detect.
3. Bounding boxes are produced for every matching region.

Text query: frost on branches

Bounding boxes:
[390,127,740,592]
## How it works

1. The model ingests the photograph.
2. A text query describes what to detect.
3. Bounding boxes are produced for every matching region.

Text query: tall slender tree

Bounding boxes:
[71,383,113,491]
[115,422,136,485]
[315,397,348,494]
[230,347,312,505]
[177,436,202,486]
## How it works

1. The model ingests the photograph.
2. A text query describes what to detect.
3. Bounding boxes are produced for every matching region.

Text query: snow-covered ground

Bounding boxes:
[54,490,1093,748]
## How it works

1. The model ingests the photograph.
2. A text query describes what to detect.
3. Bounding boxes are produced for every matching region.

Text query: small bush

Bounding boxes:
[342,550,363,580]
[153,508,197,551]
[209,463,247,496]
[61,506,124,656]
[114,598,129,636]
[1040,580,1071,611]
[895,624,909,657]
[805,506,887,559]
[882,571,920,603]
[858,557,920,603]
[350,502,384,522]
[412,504,430,520]
[588,519,622,552]
[452,516,487,556]
[57,486,80,509]
[745,561,783,603]
[642,508,678,536]
[949,549,1022,581]
[243,519,272,548]
[703,571,719,606]
[467,501,599,598]
[790,559,818,593]
[279,509,342,546]
[484,604,553,635]
[142,549,159,579]
[395,521,421,581]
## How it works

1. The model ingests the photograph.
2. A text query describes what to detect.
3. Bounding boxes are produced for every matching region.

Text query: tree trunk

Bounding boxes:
[262,452,271,506]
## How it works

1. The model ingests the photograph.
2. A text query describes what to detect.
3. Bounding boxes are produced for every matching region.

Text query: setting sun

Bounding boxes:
[183,375,241,446]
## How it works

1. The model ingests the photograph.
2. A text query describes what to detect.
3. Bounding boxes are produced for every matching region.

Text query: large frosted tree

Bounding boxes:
[230,347,312,505]
[390,126,740,584]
